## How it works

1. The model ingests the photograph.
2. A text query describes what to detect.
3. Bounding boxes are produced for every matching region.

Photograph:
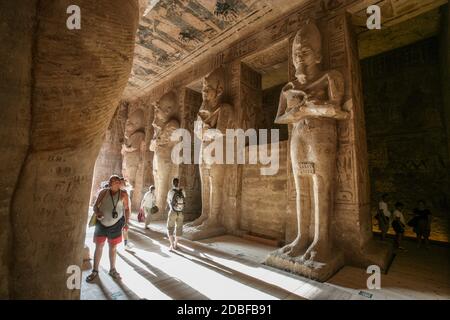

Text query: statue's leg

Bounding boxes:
[300,120,337,263]
[185,164,209,227]
[161,158,171,215]
[127,165,138,189]
[153,155,170,220]
[281,173,310,257]
[200,165,225,228]
[301,174,332,262]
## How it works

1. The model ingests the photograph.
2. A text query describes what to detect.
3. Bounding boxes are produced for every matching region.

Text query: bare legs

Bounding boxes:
[93,242,105,272]
[93,242,118,271]
[168,235,175,250]
[87,242,119,282]
[109,244,118,270]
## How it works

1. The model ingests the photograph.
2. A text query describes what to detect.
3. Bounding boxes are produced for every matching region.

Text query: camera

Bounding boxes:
[112,210,118,219]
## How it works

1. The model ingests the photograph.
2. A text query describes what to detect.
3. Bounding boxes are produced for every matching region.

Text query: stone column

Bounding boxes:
[0,1,36,299]
[4,0,139,299]
[178,88,202,221]
[320,13,391,268]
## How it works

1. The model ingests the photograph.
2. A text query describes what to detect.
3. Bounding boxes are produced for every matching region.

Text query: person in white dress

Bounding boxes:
[142,185,156,229]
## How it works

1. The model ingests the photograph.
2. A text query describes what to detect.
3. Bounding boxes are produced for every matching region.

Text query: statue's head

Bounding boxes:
[125,108,145,138]
[292,21,322,82]
[202,68,225,105]
[154,91,177,125]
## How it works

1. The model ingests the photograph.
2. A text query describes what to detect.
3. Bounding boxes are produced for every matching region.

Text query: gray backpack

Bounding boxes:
[171,189,185,212]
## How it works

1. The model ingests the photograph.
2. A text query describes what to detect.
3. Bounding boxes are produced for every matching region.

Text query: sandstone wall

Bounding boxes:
[240,141,288,242]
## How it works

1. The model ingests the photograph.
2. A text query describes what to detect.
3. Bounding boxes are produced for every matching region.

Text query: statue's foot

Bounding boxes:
[301,242,330,263]
[280,238,307,257]
[197,218,220,230]
[185,217,206,228]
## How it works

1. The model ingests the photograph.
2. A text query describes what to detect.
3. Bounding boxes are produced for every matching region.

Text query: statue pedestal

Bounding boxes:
[264,249,345,282]
[182,225,226,241]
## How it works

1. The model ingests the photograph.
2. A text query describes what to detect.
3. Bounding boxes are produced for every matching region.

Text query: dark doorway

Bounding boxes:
[361,37,449,242]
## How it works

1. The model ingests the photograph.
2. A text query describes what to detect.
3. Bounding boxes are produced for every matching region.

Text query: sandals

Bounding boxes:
[86,270,99,283]
[86,269,122,282]
[109,268,122,280]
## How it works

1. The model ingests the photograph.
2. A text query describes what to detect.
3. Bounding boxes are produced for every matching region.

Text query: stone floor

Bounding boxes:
[81,219,450,300]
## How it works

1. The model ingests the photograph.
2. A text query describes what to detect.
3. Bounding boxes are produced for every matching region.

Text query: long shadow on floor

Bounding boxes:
[129,227,307,299]
[126,226,307,299]
[127,228,171,259]
[117,251,209,300]
[170,246,306,300]
[83,268,140,300]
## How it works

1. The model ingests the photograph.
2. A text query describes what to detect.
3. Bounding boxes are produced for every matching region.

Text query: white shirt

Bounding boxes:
[378,201,391,219]
[141,191,156,208]
[393,210,405,225]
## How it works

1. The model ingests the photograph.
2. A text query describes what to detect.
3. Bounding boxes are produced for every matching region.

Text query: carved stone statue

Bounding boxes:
[150,91,180,219]
[266,21,348,277]
[184,68,234,239]
[121,109,146,189]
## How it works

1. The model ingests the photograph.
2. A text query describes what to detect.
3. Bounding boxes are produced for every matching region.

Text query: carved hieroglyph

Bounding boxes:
[150,91,180,219]
[266,20,348,281]
[122,109,146,192]
[184,67,234,240]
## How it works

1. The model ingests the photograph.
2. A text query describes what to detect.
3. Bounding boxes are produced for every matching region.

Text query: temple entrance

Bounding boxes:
[358,9,450,243]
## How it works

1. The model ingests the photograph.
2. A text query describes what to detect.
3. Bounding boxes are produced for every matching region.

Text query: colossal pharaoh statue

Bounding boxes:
[184,68,234,239]
[121,109,146,189]
[150,91,180,219]
[267,21,348,278]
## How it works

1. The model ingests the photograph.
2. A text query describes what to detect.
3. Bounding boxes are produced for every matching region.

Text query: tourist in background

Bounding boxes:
[411,200,432,249]
[376,193,391,240]
[392,202,406,251]
[142,185,157,229]
[120,177,133,249]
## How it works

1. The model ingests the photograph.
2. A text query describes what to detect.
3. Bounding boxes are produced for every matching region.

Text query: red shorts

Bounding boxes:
[94,235,122,245]
[94,217,124,245]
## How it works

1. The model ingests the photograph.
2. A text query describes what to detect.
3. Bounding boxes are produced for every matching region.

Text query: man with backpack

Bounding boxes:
[166,177,186,251]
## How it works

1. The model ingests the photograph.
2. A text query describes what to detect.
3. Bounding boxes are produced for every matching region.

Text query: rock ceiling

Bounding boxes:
[125,0,448,100]
[124,0,305,99]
